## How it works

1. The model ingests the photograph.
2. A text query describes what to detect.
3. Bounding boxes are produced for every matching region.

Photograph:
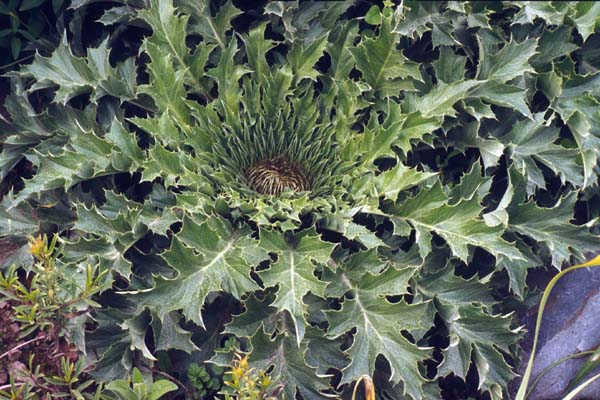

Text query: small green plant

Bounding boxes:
[104,368,177,400]
[222,354,283,400]
[0,355,104,399]
[0,0,67,68]
[187,363,224,399]
[0,234,109,397]
[0,234,109,338]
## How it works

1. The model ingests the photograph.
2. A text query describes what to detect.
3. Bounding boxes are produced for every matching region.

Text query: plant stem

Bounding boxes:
[0,54,35,70]
[526,350,596,398]
[125,98,157,114]
[0,335,46,360]
[0,382,25,391]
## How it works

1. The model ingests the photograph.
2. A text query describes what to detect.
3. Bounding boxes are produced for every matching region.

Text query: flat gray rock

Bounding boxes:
[516,265,600,400]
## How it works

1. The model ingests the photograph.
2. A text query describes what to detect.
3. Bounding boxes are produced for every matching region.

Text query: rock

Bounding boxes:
[516,265,600,399]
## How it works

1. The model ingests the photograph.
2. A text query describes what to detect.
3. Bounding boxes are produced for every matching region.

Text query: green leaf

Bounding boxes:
[133,215,259,328]
[10,36,21,60]
[351,10,420,97]
[449,121,504,169]
[257,228,335,343]
[18,36,135,104]
[476,37,537,82]
[305,326,349,376]
[105,381,138,400]
[432,46,467,83]
[241,22,273,84]
[265,1,352,45]
[206,38,252,120]
[352,162,437,202]
[404,80,480,118]
[12,128,119,205]
[178,0,240,48]
[508,191,600,267]
[468,81,533,119]
[500,114,582,190]
[0,196,39,236]
[568,2,600,41]
[150,311,198,353]
[288,35,327,82]
[437,302,522,400]
[249,328,329,400]
[106,118,144,170]
[140,0,214,97]
[394,1,442,39]
[348,104,440,167]
[223,294,279,338]
[512,1,566,25]
[551,74,600,188]
[325,21,358,81]
[496,237,542,299]
[416,265,495,306]
[147,380,178,400]
[86,307,141,381]
[531,26,578,68]
[139,41,191,133]
[326,251,432,399]
[365,5,382,25]
[389,182,523,262]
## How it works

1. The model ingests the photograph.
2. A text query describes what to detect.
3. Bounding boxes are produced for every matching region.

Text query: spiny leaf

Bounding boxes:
[389,182,523,263]
[132,215,260,328]
[325,21,358,81]
[350,6,420,97]
[249,328,330,400]
[140,0,215,96]
[257,228,335,344]
[288,35,327,82]
[500,114,582,191]
[178,0,240,48]
[241,22,273,84]
[404,80,480,118]
[17,36,135,104]
[265,0,353,45]
[449,121,504,170]
[511,1,566,25]
[432,46,467,84]
[223,294,279,339]
[437,302,522,400]
[416,265,495,306]
[347,104,440,167]
[352,162,436,203]
[150,311,198,353]
[568,2,600,41]
[393,1,444,39]
[531,26,578,68]
[508,191,600,267]
[326,251,431,399]
[468,81,533,119]
[476,37,538,82]
[551,73,600,188]
[85,307,143,381]
[139,41,192,133]
[13,132,116,205]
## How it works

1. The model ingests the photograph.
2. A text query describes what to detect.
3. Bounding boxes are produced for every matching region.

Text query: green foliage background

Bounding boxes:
[1,1,600,399]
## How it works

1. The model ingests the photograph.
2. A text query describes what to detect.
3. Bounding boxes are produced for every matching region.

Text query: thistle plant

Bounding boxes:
[1,1,600,399]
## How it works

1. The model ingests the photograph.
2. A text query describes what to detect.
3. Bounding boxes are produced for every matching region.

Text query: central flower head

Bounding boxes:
[245,156,310,195]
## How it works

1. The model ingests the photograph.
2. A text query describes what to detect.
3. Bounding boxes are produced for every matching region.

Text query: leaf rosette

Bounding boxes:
[1,1,600,399]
